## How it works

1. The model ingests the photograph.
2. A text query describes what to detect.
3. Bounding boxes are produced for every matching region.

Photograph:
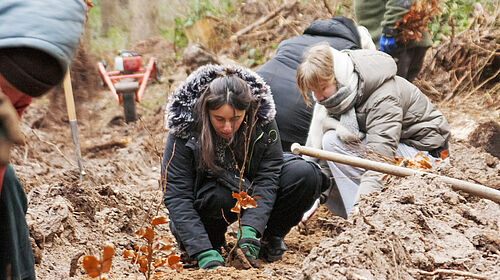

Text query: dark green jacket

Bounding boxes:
[354,0,432,49]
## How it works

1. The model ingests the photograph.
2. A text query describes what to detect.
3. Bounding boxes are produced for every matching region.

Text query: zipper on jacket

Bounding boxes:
[246,131,264,174]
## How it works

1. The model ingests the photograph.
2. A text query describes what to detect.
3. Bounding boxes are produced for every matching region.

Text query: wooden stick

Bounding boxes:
[230,0,297,41]
[291,143,500,203]
[464,67,500,99]
[63,70,77,121]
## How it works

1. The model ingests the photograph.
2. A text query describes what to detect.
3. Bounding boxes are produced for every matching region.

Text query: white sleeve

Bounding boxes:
[357,25,376,50]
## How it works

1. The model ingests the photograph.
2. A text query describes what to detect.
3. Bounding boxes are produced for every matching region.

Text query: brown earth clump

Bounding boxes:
[300,142,500,280]
[469,120,500,159]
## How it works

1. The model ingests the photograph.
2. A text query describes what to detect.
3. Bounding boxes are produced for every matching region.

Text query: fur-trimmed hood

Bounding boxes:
[165,64,276,139]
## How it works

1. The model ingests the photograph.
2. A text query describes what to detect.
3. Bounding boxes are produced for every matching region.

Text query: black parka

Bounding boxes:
[162,65,282,257]
[257,16,362,146]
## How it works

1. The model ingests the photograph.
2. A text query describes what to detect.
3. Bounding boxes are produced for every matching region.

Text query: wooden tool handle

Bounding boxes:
[63,69,77,121]
[291,143,500,203]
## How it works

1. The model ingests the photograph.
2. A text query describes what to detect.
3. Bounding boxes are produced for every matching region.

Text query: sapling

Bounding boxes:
[225,99,262,267]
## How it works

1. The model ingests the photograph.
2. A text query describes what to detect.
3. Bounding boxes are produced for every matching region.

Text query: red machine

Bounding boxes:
[97,50,161,123]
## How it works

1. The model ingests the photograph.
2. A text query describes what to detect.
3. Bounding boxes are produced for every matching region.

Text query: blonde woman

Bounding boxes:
[297,43,450,216]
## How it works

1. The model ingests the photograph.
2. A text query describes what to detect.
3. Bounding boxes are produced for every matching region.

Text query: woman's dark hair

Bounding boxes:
[194,74,258,172]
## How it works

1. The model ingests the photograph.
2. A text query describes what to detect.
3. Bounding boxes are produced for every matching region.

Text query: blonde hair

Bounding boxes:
[296,42,335,106]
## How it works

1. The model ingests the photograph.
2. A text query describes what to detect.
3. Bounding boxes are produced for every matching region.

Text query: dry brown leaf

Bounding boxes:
[82,256,100,278]
[167,255,181,266]
[151,216,168,226]
[101,245,114,273]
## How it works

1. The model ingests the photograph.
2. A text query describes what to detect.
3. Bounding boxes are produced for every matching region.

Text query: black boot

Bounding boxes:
[259,235,288,262]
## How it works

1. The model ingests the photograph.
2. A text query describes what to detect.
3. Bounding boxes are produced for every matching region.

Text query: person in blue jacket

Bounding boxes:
[162,65,330,269]
[0,1,87,279]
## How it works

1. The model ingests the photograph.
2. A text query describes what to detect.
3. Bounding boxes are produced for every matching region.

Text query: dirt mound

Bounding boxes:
[300,141,500,279]
[469,120,500,159]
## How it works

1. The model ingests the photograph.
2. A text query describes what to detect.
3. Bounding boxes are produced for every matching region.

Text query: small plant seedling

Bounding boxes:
[123,216,182,280]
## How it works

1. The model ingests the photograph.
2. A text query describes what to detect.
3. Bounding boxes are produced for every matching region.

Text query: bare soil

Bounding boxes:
[8,1,500,279]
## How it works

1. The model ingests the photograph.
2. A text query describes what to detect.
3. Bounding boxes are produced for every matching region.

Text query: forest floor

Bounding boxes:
[9,1,500,279]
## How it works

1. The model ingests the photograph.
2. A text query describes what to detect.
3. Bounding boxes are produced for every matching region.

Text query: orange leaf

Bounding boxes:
[231,203,241,213]
[394,157,404,165]
[168,255,181,266]
[248,199,257,208]
[440,150,449,160]
[138,256,148,273]
[82,256,100,278]
[153,272,168,279]
[101,245,114,273]
[139,245,149,253]
[152,216,168,226]
[123,250,136,259]
[160,244,173,251]
[142,227,155,243]
[153,257,166,268]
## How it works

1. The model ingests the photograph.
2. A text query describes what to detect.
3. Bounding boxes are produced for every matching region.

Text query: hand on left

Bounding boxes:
[0,89,25,165]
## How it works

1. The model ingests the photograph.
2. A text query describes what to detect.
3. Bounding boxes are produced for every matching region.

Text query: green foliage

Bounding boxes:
[243,47,264,68]
[87,0,128,57]
[161,18,189,51]
[91,28,128,58]
[336,4,343,14]
[182,0,235,27]
[429,0,482,44]
[163,0,238,51]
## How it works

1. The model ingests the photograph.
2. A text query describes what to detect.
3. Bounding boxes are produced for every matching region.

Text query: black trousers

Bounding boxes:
[0,165,36,280]
[171,153,327,250]
[392,46,429,82]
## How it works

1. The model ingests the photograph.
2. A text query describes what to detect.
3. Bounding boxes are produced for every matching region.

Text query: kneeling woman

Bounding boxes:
[162,65,328,269]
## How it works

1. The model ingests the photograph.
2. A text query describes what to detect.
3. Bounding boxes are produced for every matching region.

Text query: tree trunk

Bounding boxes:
[100,0,120,37]
[129,0,159,43]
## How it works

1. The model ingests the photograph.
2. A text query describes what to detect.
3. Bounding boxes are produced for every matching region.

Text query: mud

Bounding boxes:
[7,1,500,279]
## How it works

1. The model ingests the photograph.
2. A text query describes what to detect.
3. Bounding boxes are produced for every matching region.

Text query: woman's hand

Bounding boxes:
[196,249,225,270]
[236,226,261,268]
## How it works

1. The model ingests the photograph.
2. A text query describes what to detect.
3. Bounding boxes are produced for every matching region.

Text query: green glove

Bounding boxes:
[237,226,260,265]
[196,249,225,270]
